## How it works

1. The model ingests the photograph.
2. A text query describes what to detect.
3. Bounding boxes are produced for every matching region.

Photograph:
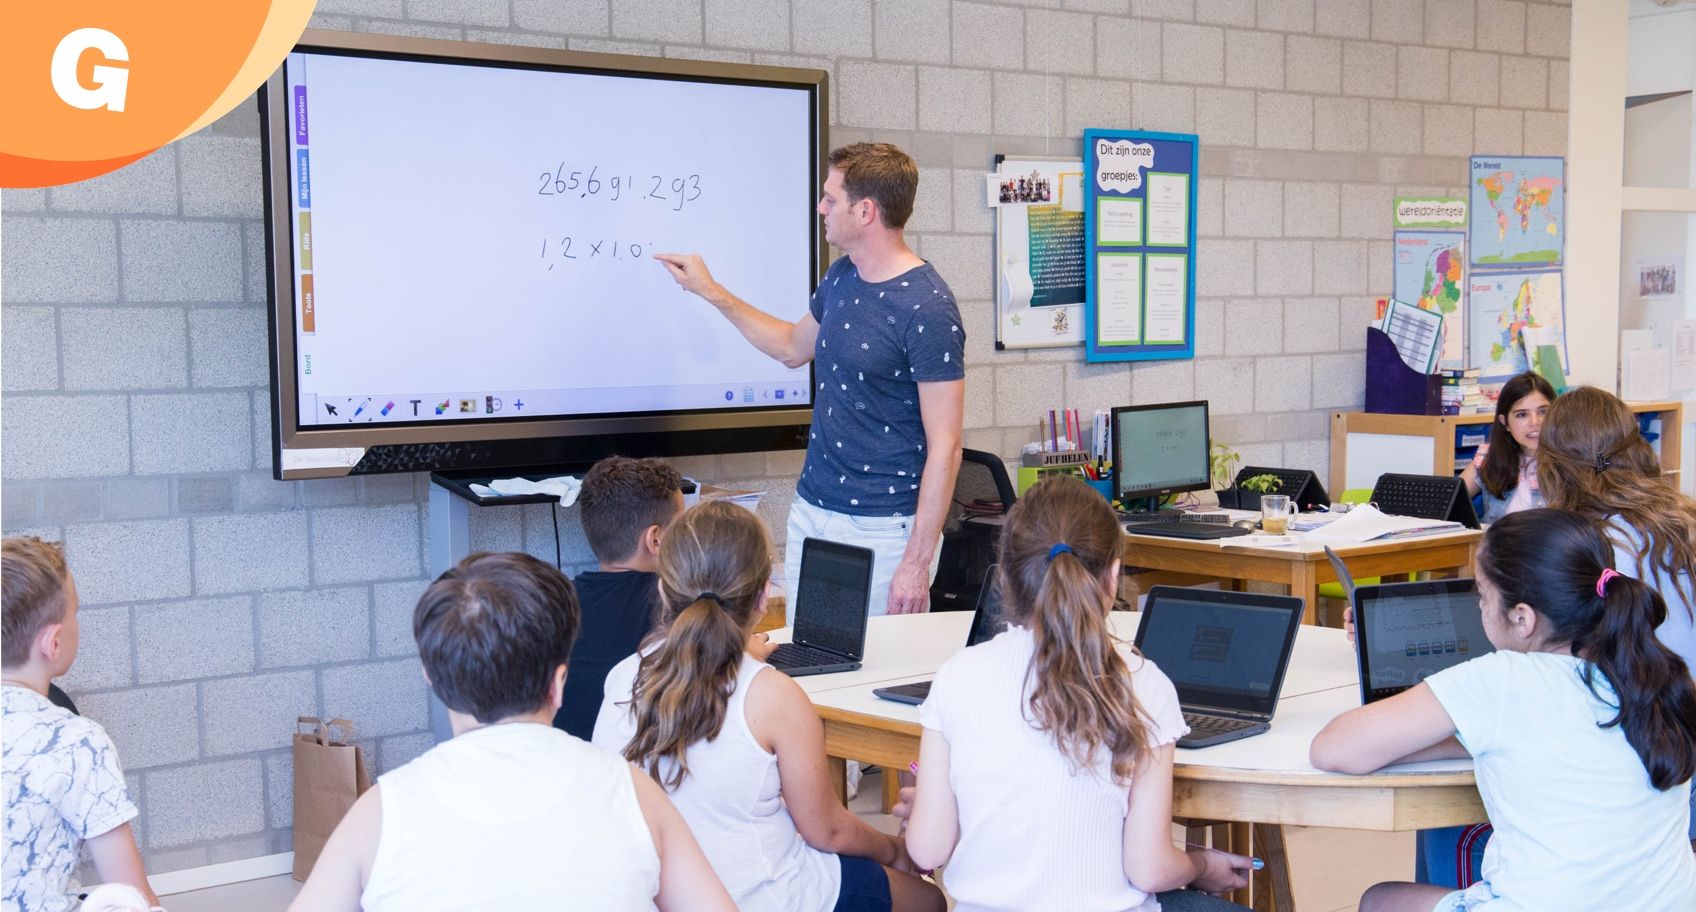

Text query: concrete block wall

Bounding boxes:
[0,0,1570,873]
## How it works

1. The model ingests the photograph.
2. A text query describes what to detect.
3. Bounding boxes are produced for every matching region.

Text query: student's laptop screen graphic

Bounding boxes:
[1134,587,1303,748]
[766,538,873,677]
[873,566,1007,705]
[1354,580,1492,704]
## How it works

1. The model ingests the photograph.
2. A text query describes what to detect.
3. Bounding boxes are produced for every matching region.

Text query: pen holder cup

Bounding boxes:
[1085,478,1114,502]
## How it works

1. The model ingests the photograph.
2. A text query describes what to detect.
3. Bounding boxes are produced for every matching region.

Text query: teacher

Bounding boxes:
[656,142,964,616]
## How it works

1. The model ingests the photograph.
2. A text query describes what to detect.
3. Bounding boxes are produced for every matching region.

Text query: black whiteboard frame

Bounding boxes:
[259,29,827,479]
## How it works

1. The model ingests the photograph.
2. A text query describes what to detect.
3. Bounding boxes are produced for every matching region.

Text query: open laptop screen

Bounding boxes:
[966,567,1009,647]
[1357,580,1491,703]
[793,539,873,657]
[1136,591,1300,714]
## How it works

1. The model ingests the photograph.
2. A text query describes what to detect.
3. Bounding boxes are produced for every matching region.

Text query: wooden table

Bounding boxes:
[777,613,1485,912]
[1119,523,1483,625]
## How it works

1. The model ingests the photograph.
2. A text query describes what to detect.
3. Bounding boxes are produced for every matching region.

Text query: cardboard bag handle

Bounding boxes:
[296,716,355,746]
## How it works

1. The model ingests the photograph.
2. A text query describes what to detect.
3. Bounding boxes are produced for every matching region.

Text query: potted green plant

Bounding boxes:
[1212,443,1285,509]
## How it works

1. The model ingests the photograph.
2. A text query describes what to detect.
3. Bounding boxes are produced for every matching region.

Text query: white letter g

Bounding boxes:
[51,28,130,112]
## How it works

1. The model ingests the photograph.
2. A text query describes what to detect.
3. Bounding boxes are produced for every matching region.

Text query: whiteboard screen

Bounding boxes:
[277,46,818,432]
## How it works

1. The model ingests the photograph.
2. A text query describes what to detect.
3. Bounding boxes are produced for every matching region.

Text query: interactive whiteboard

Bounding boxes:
[262,31,826,478]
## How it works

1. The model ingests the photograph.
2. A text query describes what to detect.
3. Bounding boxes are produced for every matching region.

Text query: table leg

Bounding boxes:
[829,756,847,806]
[1229,822,1253,907]
[882,769,902,814]
[1289,563,1319,625]
[1252,823,1296,911]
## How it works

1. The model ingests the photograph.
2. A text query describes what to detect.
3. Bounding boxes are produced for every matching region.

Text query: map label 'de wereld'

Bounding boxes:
[1468,156,1563,268]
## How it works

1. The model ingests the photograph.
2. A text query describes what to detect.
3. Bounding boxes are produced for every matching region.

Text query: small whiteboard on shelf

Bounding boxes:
[993,155,1087,349]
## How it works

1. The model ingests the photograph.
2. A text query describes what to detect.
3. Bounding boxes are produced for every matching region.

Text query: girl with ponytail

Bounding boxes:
[1312,509,1696,912]
[902,476,1253,911]
[594,501,943,912]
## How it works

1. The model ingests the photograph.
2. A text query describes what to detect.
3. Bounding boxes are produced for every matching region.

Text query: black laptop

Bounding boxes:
[873,565,1009,705]
[765,538,874,677]
[1352,577,1492,704]
[1134,586,1304,749]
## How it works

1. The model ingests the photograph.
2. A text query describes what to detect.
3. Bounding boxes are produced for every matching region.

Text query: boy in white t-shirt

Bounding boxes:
[2,536,159,912]
[291,551,734,912]
[1312,509,1696,912]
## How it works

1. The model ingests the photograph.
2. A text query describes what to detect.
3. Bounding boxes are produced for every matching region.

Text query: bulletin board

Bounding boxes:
[1082,129,1199,363]
[992,155,1087,350]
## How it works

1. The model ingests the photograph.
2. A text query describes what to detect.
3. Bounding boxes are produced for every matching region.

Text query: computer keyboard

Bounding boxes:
[1116,511,1228,524]
[1370,473,1464,521]
[1122,520,1252,540]
[766,643,846,670]
[1182,713,1261,735]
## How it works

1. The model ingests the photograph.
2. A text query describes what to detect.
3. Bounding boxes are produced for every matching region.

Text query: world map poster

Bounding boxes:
[1469,156,1564,267]
[1468,271,1565,380]
[1393,230,1466,369]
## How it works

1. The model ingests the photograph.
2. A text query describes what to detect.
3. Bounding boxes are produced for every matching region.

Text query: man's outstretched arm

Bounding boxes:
[655,253,818,367]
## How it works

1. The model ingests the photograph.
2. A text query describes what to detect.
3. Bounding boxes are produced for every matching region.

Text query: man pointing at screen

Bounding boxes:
[656,143,964,616]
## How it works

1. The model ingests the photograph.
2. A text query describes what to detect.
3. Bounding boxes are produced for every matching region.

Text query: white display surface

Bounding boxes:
[284,51,816,427]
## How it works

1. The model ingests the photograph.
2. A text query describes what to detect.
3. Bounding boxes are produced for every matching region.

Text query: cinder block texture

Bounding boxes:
[192,512,310,594]
[134,597,256,684]
[65,520,191,605]
[144,759,266,848]
[203,672,318,757]
[311,504,422,584]
[60,309,188,391]
[260,587,371,668]
[321,658,430,738]
[2,218,119,303]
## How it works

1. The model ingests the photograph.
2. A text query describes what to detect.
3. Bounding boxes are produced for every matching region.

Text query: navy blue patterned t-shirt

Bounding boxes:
[797,256,965,517]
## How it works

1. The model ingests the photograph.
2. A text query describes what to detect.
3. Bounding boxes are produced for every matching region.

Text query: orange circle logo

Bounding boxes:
[0,2,317,187]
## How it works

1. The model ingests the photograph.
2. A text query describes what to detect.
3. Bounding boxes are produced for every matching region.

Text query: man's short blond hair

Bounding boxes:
[2,537,70,667]
[829,142,919,229]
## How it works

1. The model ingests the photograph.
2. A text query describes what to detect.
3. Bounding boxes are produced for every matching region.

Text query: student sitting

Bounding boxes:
[553,455,686,739]
[1311,509,1696,912]
[2,536,159,912]
[901,477,1253,911]
[594,501,944,912]
[1539,385,1696,846]
[1460,371,1553,524]
[292,551,733,912]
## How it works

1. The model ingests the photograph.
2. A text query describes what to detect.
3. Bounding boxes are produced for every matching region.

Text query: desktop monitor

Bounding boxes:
[1111,401,1212,506]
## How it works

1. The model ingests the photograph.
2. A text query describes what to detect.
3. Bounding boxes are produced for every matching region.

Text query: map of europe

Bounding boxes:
[1468,271,1564,379]
[1469,157,1564,267]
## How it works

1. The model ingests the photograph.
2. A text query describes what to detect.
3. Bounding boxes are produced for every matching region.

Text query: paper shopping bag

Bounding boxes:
[292,716,370,881]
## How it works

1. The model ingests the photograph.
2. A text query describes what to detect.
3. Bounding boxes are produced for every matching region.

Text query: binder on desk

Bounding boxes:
[1365,327,1443,416]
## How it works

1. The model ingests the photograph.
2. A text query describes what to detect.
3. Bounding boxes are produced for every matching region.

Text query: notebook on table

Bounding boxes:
[766,538,873,677]
[1133,586,1304,749]
[873,565,1009,705]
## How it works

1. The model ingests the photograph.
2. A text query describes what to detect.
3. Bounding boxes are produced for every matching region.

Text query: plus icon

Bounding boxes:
[513,399,525,411]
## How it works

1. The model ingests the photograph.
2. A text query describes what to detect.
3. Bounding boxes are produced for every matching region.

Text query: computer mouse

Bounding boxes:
[1232,518,1261,531]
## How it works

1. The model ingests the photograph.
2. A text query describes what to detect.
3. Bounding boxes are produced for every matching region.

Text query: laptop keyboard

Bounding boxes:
[767,642,848,670]
[1123,520,1252,540]
[1183,712,1260,735]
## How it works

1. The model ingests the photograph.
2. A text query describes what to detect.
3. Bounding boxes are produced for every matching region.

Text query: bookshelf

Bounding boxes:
[1328,400,1684,498]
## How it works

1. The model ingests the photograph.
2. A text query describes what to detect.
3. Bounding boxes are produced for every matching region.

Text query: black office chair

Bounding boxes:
[47,683,78,715]
[932,449,1017,612]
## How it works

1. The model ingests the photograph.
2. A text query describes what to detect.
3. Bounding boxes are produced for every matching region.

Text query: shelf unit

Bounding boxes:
[1328,400,1684,498]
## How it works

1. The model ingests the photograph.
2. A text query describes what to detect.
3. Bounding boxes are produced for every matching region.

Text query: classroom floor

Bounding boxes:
[158,769,1413,912]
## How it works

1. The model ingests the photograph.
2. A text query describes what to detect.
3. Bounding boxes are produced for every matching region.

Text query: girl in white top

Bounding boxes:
[291,551,733,912]
[594,501,945,912]
[1312,509,1696,912]
[901,476,1254,912]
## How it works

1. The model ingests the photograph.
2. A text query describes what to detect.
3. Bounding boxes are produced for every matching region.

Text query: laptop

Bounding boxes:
[1352,576,1492,704]
[1134,586,1304,749]
[873,565,1009,705]
[765,538,874,677]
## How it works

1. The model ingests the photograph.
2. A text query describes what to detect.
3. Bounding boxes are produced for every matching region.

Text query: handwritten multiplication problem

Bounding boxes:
[535,163,703,211]
[540,236,655,270]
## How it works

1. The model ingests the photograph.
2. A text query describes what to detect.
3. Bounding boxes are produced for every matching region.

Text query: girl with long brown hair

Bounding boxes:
[902,477,1252,911]
[593,500,943,912]
[1460,371,1555,523]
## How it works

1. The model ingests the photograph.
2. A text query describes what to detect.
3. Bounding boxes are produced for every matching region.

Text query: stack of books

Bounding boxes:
[1438,368,1491,415]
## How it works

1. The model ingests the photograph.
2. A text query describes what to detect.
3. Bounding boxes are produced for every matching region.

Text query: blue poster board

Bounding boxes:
[1082,129,1199,363]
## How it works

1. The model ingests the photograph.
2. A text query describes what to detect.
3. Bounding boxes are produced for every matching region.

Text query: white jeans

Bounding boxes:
[784,498,941,617]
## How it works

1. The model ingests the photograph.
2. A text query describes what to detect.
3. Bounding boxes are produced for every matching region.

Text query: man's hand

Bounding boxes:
[746,631,776,661]
[886,556,931,615]
[654,253,720,301]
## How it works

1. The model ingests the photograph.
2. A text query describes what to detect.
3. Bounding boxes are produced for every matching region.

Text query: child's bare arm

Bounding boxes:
[84,822,160,906]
